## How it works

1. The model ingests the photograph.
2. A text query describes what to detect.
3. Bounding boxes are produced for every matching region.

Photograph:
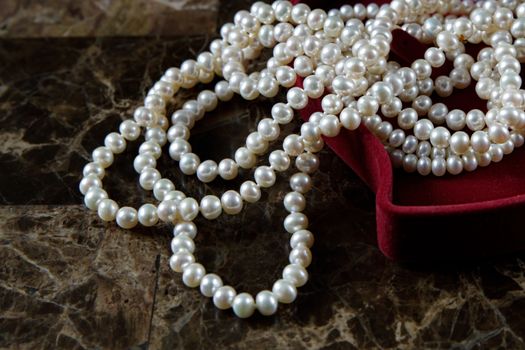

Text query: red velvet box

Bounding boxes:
[294,0,525,261]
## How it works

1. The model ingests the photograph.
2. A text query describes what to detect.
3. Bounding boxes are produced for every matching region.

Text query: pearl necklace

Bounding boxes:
[80,0,525,318]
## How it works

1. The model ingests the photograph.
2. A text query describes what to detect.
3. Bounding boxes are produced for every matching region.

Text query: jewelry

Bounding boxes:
[80,0,525,317]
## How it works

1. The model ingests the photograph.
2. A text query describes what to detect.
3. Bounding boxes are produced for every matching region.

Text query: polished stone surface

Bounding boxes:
[1,1,525,349]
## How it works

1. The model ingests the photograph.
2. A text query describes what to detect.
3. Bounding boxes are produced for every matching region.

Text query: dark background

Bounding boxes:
[1,0,524,349]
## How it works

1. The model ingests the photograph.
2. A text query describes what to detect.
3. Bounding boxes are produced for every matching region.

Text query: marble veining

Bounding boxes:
[1,1,525,349]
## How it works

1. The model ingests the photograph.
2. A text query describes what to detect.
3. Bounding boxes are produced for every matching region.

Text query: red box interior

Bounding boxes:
[295,0,525,261]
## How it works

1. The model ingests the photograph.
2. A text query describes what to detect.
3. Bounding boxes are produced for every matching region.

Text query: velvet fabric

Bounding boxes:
[294,0,525,261]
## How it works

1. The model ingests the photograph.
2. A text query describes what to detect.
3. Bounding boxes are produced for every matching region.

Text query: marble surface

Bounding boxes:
[1,1,525,349]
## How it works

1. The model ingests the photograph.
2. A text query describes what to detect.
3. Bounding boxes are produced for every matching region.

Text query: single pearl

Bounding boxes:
[269,150,291,172]
[272,279,297,304]
[417,157,432,176]
[283,134,304,156]
[196,160,218,183]
[287,87,308,109]
[282,264,308,287]
[173,221,197,239]
[239,180,261,203]
[139,141,162,159]
[446,109,467,131]
[200,274,223,298]
[218,158,239,180]
[246,132,269,155]
[447,155,463,175]
[488,124,510,143]
[137,203,159,227]
[431,157,447,176]
[104,132,127,154]
[289,245,312,267]
[171,234,195,254]
[290,172,313,193]
[169,250,195,273]
[83,162,105,179]
[157,199,178,223]
[139,168,161,190]
[97,198,119,221]
[398,108,418,130]
[290,229,314,249]
[258,118,280,141]
[254,166,276,187]
[232,293,256,318]
[428,103,448,125]
[133,154,156,173]
[182,263,206,288]
[178,198,199,221]
[430,127,451,148]
[84,187,108,211]
[319,114,341,137]
[284,192,306,213]
[284,212,309,233]
[79,175,102,195]
[466,110,486,131]
[256,290,278,316]
[116,207,138,229]
[119,120,141,141]
[413,119,434,141]
[235,147,257,169]
[340,107,361,130]
[221,190,243,215]
[200,195,222,220]
[92,146,114,168]
[173,152,198,176]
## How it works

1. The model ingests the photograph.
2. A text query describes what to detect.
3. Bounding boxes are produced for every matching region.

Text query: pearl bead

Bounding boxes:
[92,146,114,168]
[282,264,308,287]
[119,120,141,141]
[179,153,200,176]
[284,212,309,233]
[79,175,102,195]
[284,191,306,213]
[133,154,156,173]
[446,109,467,131]
[139,168,161,190]
[137,203,159,227]
[290,229,314,249]
[200,195,222,220]
[430,127,451,148]
[254,166,276,187]
[157,199,178,223]
[232,293,256,318]
[290,172,312,193]
[182,263,206,288]
[196,160,218,183]
[235,147,257,169]
[200,274,223,298]
[240,180,261,203]
[171,234,195,254]
[287,87,308,109]
[272,279,297,304]
[289,245,312,267]
[246,131,269,155]
[104,132,126,154]
[169,251,195,273]
[256,290,278,316]
[221,190,243,215]
[116,207,138,229]
[84,187,108,211]
[97,198,119,221]
[83,162,105,179]
[450,131,470,155]
[178,198,199,221]
[173,221,197,239]
[431,157,447,176]
[413,119,433,141]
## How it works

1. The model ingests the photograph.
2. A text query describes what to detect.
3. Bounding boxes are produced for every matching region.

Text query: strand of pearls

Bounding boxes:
[80,0,525,317]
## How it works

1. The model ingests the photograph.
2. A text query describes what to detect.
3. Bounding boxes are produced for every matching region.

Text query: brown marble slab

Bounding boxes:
[1,1,525,349]
[0,0,219,38]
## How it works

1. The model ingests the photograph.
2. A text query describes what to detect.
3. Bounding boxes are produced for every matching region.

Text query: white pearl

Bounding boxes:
[340,107,361,130]
[319,114,341,137]
[104,132,126,154]
[83,162,105,179]
[133,154,156,173]
[289,245,312,267]
[284,192,306,212]
[269,150,290,172]
[446,109,467,131]
[139,141,162,159]
[200,195,222,220]
[169,251,195,273]
[290,172,312,193]
[79,175,102,195]
[450,131,470,155]
[173,221,197,239]
[169,139,191,161]
[196,160,218,183]
[178,198,199,221]
[488,124,510,143]
[218,158,239,180]
[254,166,276,187]
[282,264,308,287]
[272,279,297,304]
[235,147,257,169]
[256,290,278,316]
[428,103,448,125]
[246,131,269,155]
[182,263,206,288]
[157,199,178,223]
[284,212,308,233]
[286,87,308,109]
[119,120,140,141]
[200,274,223,298]
[179,153,200,176]
[137,203,159,227]
[417,157,432,176]
[413,119,434,141]
[283,134,304,156]
[466,110,486,131]
[295,153,319,173]
[398,108,418,130]
[92,146,114,168]
[139,168,161,190]
[145,127,167,146]
[167,124,190,142]
[221,190,243,215]
[84,187,108,211]
[232,293,256,318]
[447,155,463,175]
[430,127,451,148]
[290,229,314,249]
[97,198,119,221]
[240,181,261,203]
[431,157,447,176]
[171,234,195,254]
[116,207,138,229]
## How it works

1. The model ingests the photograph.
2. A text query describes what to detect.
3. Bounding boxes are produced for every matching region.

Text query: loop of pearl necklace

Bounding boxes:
[80,0,525,317]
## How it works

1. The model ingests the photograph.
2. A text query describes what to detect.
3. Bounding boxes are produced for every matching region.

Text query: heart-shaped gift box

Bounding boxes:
[293,0,525,261]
